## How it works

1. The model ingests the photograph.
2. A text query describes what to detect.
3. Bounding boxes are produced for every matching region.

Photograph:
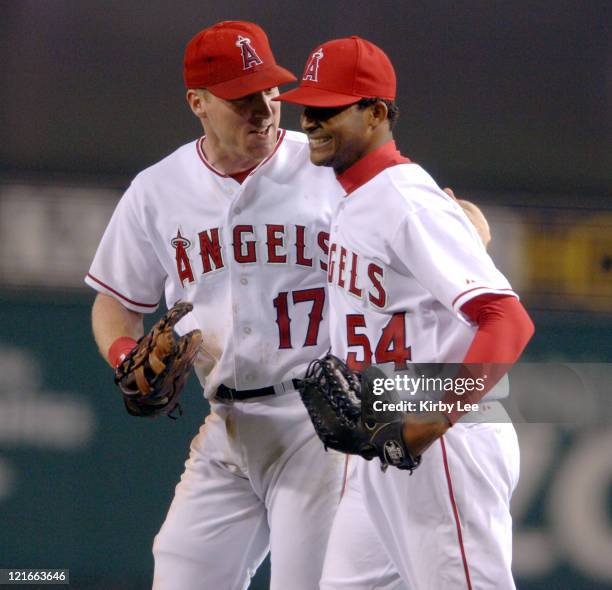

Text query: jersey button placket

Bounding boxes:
[228,189,250,388]
[230,189,261,389]
[334,200,346,231]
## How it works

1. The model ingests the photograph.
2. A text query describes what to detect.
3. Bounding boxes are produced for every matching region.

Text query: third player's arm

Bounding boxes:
[92,293,144,367]
[443,188,491,248]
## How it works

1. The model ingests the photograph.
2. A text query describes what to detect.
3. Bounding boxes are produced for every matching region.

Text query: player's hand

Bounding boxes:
[401,411,450,457]
[443,188,491,248]
[114,302,202,418]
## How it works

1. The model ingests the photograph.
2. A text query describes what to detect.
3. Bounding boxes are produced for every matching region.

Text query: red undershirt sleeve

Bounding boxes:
[462,294,534,363]
[442,294,535,424]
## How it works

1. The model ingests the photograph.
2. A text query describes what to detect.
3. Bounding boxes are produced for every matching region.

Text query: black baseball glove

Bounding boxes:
[298,354,421,472]
[114,302,202,418]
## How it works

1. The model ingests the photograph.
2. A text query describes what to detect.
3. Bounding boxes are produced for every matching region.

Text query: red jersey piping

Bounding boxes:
[340,455,351,500]
[86,273,158,308]
[440,437,473,590]
[195,129,287,178]
[451,286,516,309]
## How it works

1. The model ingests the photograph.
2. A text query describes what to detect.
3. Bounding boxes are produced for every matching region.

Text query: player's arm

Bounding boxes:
[400,294,534,456]
[92,292,144,368]
[441,293,534,424]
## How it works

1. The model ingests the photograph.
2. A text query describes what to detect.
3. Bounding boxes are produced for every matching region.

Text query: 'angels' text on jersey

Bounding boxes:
[326,241,386,309]
[172,224,329,287]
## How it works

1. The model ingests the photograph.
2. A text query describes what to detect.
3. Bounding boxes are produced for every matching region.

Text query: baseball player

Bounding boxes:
[87,22,496,590]
[87,21,346,590]
[277,37,534,589]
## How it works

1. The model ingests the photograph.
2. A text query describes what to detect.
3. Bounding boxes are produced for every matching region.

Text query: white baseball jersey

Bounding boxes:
[326,156,516,368]
[88,130,348,590]
[86,129,343,397]
[322,143,520,590]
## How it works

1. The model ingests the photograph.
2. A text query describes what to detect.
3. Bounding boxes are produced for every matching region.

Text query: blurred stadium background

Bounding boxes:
[1,1,610,588]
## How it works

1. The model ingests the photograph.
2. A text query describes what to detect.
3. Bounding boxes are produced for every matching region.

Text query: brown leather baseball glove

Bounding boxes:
[114,302,202,418]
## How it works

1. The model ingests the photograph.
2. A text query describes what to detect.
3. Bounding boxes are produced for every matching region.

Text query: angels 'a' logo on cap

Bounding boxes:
[302,48,324,82]
[236,35,264,70]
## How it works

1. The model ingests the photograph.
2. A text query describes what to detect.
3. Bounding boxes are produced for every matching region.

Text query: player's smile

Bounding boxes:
[246,123,277,156]
[249,124,273,138]
[307,133,333,149]
[301,103,372,174]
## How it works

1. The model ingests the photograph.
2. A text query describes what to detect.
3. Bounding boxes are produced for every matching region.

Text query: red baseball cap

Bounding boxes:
[184,21,296,99]
[275,36,396,107]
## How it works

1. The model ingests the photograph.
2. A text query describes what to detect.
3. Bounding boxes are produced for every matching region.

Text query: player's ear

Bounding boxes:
[186,89,208,119]
[368,100,389,129]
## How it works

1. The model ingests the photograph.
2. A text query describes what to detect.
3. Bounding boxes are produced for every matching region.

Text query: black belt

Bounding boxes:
[215,379,301,401]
